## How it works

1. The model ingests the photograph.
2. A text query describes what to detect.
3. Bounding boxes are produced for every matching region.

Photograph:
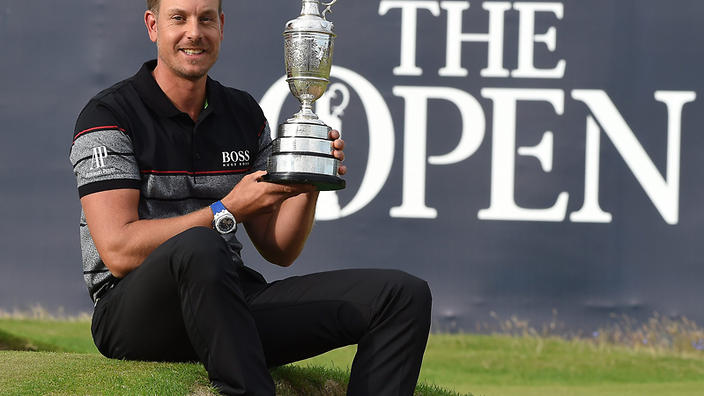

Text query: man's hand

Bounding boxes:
[223,128,346,222]
[330,129,347,176]
[221,171,316,223]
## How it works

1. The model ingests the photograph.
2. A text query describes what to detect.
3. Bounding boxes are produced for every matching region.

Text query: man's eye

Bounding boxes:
[171,15,185,21]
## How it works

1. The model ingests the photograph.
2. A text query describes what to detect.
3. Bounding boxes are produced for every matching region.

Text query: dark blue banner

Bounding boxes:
[1,0,703,331]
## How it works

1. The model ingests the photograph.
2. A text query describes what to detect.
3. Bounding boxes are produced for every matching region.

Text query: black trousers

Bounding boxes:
[91,227,432,396]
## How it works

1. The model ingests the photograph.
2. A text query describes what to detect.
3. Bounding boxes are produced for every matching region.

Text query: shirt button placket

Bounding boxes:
[193,125,202,184]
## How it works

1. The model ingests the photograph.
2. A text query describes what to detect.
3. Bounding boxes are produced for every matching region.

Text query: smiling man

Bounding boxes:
[69,0,432,395]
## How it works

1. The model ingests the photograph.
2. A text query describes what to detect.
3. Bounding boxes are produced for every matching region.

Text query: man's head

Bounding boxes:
[145,0,224,82]
[147,0,222,14]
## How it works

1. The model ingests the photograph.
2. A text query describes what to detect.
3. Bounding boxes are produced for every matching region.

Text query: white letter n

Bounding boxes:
[570,90,696,225]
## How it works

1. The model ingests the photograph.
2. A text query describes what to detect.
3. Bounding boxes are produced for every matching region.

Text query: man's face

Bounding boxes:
[145,0,224,81]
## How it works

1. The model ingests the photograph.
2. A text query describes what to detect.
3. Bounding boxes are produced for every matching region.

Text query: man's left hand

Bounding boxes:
[330,129,346,176]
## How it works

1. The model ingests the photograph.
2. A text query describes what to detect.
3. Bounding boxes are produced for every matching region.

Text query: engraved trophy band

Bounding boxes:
[262,0,345,191]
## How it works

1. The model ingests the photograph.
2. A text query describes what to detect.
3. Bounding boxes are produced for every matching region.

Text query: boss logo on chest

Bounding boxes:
[222,149,251,168]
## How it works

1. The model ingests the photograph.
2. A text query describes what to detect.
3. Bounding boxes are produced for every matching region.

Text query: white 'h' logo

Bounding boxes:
[91,146,108,169]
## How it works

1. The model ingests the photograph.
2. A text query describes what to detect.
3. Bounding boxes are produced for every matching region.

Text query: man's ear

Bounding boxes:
[219,12,225,41]
[145,10,158,43]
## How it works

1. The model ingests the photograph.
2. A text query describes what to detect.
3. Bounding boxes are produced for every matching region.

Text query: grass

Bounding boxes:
[0,351,213,395]
[0,317,461,395]
[2,313,704,395]
[0,319,96,354]
[297,333,704,395]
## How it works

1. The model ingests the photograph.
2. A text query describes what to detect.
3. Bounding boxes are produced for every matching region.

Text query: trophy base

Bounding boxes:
[262,172,346,191]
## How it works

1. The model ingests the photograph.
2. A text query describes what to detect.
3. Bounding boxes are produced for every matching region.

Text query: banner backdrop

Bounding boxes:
[1,0,703,332]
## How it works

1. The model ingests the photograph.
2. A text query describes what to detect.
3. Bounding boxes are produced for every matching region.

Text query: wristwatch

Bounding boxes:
[210,200,237,234]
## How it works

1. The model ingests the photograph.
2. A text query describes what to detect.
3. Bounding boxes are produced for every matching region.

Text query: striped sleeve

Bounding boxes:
[70,103,141,198]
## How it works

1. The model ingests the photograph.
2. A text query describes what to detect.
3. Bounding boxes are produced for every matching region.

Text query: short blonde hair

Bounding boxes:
[147,0,222,13]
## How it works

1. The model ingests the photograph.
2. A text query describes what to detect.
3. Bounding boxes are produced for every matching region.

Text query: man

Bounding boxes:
[69,0,432,394]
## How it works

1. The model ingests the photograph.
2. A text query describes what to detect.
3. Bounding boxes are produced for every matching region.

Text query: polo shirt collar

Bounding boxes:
[132,60,221,118]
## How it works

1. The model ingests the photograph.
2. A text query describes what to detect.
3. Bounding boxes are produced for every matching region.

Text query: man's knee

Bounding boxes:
[402,271,432,316]
[167,227,233,282]
[380,270,433,319]
[172,226,224,247]
[170,226,227,256]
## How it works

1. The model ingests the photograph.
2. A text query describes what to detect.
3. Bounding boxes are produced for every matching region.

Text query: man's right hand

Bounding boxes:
[221,170,316,223]
[223,170,322,267]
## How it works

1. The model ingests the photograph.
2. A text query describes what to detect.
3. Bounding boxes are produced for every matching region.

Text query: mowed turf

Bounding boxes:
[2,318,704,395]
[0,351,213,395]
[0,318,460,395]
[0,319,97,354]
[294,333,704,395]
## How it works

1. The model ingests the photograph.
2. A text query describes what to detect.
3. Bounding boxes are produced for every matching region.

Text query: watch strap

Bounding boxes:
[210,200,227,216]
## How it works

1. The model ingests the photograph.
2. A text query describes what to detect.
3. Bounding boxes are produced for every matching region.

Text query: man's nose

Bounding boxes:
[186,19,203,41]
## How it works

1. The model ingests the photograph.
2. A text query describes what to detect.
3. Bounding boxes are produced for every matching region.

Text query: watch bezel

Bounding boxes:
[215,212,236,234]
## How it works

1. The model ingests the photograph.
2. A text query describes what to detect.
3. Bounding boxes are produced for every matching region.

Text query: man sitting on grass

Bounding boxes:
[69,0,432,394]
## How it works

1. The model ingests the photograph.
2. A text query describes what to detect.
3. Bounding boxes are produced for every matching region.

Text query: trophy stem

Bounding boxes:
[300,99,314,115]
[289,98,325,124]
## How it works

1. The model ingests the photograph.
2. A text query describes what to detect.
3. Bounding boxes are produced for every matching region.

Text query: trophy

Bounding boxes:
[262,0,345,191]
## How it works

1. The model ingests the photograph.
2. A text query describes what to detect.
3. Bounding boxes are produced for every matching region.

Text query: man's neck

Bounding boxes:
[152,62,207,122]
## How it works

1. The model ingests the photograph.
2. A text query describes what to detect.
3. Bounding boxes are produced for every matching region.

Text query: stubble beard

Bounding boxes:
[157,41,219,82]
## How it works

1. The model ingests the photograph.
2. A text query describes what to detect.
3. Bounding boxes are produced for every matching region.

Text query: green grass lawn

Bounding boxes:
[0,318,459,395]
[2,318,704,395]
[0,351,213,395]
[297,334,704,396]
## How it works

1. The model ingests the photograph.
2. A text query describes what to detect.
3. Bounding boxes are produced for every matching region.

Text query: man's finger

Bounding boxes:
[251,170,268,182]
[267,182,316,195]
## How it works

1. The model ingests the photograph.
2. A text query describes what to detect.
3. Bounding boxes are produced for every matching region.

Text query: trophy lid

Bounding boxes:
[284,0,336,36]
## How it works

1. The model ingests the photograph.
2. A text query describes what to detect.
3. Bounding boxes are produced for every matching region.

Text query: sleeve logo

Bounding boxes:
[91,146,109,169]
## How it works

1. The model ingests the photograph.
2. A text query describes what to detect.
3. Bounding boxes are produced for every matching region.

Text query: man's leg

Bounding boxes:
[247,269,432,396]
[91,227,275,396]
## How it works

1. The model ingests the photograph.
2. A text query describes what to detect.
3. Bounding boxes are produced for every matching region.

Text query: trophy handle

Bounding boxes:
[321,0,337,21]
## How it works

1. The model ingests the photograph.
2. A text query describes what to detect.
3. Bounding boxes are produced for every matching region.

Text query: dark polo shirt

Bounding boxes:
[70,60,272,301]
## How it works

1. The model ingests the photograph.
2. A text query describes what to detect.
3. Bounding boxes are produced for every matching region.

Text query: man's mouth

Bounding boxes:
[181,49,205,55]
